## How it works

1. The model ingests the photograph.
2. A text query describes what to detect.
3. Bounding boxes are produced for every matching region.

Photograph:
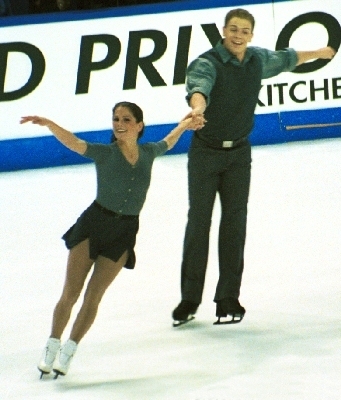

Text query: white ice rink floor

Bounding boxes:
[1,138,340,400]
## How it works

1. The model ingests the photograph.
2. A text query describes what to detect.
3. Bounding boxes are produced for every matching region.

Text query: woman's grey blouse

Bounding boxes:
[84,140,168,215]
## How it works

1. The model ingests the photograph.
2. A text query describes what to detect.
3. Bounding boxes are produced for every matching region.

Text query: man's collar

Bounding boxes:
[215,40,252,64]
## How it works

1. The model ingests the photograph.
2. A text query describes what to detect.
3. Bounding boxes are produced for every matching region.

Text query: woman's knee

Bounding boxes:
[82,288,104,311]
[59,284,83,306]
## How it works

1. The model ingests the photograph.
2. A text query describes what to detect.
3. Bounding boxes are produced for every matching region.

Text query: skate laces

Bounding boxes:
[43,338,60,361]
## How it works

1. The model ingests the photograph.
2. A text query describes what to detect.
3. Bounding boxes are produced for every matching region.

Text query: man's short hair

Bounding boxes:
[224,8,255,32]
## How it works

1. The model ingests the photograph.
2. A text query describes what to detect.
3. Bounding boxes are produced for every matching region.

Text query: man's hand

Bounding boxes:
[316,46,336,59]
[296,46,336,65]
[181,114,206,131]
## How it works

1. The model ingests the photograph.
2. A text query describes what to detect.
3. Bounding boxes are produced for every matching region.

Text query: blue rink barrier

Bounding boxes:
[1,108,340,172]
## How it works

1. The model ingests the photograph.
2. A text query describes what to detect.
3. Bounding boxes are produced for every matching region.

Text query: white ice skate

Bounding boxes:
[38,338,61,379]
[53,339,78,378]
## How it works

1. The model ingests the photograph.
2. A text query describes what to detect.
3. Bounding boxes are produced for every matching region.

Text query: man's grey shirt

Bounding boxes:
[186,41,298,105]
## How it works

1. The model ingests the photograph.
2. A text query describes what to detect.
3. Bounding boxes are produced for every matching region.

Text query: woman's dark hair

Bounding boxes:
[111,101,145,142]
[224,8,255,32]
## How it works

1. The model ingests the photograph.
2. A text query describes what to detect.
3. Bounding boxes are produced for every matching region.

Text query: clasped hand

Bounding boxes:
[181,113,206,131]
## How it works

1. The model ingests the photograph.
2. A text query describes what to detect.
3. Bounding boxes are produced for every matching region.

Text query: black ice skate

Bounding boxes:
[214,297,245,325]
[172,300,199,327]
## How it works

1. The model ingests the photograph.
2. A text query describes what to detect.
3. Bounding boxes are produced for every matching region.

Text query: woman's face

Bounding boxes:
[112,106,143,141]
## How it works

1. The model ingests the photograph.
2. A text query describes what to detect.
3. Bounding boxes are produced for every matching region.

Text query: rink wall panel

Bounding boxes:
[2,108,340,172]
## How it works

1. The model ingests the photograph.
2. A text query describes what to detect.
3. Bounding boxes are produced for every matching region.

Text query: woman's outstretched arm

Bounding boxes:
[20,116,87,155]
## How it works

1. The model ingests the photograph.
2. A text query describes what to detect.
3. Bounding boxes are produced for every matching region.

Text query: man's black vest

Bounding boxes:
[197,47,263,141]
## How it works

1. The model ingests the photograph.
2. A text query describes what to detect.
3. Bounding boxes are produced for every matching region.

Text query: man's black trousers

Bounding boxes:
[181,137,252,304]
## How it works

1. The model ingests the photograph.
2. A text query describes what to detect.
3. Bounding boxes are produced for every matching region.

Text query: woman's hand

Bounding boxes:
[163,114,205,150]
[20,116,53,126]
[181,114,206,131]
[20,115,87,155]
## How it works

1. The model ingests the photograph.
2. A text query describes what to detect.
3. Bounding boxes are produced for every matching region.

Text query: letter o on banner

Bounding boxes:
[276,12,341,73]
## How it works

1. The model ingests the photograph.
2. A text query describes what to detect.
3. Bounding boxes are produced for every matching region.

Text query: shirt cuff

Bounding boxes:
[287,48,299,71]
[186,90,208,104]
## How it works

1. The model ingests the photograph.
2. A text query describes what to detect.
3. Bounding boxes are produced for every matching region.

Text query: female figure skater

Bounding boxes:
[20,102,204,378]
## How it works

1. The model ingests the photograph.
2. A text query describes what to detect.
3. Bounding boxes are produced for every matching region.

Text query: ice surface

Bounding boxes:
[1,139,340,399]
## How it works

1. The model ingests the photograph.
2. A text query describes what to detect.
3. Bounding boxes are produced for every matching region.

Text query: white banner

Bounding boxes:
[0,0,340,141]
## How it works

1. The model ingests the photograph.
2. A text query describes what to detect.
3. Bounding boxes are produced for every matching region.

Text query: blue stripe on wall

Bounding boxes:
[251,108,341,144]
[1,107,340,172]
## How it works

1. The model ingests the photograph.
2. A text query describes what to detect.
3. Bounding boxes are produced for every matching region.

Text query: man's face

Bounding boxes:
[223,17,253,61]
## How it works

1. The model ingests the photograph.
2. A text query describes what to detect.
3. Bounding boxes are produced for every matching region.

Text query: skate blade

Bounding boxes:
[38,368,51,380]
[172,315,195,327]
[53,369,65,379]
[213,314,244,325]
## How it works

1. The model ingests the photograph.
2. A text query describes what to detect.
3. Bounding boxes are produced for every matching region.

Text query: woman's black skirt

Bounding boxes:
[62,201,139,269]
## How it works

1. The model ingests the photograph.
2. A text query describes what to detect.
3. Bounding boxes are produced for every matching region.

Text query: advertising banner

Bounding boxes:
[0,0,340,171]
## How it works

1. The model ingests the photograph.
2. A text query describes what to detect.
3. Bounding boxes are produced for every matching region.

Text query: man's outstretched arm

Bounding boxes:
[296,46,336,66]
